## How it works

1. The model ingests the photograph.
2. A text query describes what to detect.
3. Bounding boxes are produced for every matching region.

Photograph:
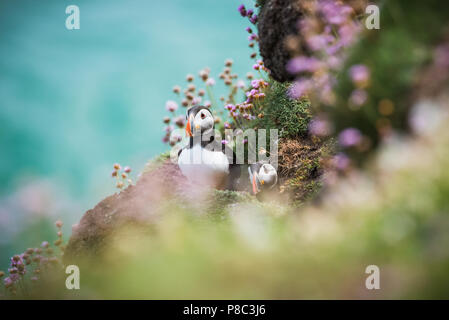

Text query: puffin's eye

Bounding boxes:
[200,113,205,119]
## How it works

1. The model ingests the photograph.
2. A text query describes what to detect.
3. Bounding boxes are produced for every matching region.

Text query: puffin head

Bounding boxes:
[249,162,278,195]
[185,106,214,137]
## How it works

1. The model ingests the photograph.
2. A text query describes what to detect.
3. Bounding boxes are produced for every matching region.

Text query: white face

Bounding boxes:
[192,109,214,134]
[258,163,277,187]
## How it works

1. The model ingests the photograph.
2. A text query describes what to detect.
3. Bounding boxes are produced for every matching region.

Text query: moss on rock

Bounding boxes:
[278,137,334,204]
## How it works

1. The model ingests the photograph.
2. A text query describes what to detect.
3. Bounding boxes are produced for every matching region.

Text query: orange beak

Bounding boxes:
[252,175,258,195]
[185,117,192,137]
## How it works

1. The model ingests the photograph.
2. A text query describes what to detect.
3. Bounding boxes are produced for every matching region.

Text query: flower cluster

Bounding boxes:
[111,163,132,190]
[238,4,258,24]
[162,67,218,144]
[162,57,269,145]
[281,0,373,171]
[161,3,270,145]
[286,0,364,105]
[1,220,65,296]
[223,74,269,129]
[239,3,262,61]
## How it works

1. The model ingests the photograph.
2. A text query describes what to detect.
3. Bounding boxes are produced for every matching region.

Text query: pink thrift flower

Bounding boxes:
[237,80,246,88]
[165,100,178,112]
[192,96,202,105]
[286,56,321,74]
[349,89,368,106]
[288,79,310,99]
[349,64,370,85]
[338,128,362,147]
[309,118,331,136]
[332,153,350,170]
[238,4,247,17]
[206,78,215,86]
[174,116,186,128]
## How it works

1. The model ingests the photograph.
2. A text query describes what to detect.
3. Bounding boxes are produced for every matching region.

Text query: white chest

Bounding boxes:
[178,145,230,187]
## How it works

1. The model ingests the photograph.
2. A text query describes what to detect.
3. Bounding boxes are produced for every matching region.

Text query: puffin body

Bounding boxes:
[178,143,230,187]
[178,106,240,189]
[248,162,278,195]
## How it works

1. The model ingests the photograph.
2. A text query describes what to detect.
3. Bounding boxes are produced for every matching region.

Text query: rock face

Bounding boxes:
[64,160,189,263]
[257,0,304,82]
[63,158,251,263]
[277,137,331,203]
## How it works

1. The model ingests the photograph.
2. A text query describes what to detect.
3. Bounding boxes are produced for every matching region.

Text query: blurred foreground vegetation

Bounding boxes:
[2,0,449,299]
[3,107,449,298]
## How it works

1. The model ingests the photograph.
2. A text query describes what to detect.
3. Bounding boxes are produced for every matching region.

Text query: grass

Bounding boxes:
[252,81,312,139]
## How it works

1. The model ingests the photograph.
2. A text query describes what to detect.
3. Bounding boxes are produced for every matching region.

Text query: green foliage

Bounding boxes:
[254,81,312,139]
[277,137,334,204]
[5,115,449,299]
[206,190,254,218]
[330,0,449,157]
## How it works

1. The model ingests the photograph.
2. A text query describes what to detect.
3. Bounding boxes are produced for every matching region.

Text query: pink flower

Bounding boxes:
[339,22,360,47]
[286,56,321,74]
[174,115,185,128]
[320,0,352,25]
[237,80,246,88]
[238,4,247,17]
[192,96,202,105]
[349,89,367,106]
[165,100,178,112]
[349,64,370,85]
[332,153,350,170]
[306,34,333,51]
[248,34,258,41]
[338,128,362,147]
[288,79,310,99]
[206,78,215,86]
[327,55,342,69]
[249,15,258,24]
[251,79,260,88]
[309,117,331,136]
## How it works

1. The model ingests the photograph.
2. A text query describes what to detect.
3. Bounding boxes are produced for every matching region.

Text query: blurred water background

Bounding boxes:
[0,0,254,269]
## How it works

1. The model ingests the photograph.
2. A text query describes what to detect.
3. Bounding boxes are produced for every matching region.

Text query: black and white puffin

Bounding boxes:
[248,162,278,195]
[177,105,241,190]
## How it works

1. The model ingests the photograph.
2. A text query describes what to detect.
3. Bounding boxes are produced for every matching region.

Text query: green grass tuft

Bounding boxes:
[253,81,312,139]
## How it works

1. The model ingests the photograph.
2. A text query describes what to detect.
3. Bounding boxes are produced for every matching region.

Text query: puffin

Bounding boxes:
[177,105,241,190]
[248,162,278,195]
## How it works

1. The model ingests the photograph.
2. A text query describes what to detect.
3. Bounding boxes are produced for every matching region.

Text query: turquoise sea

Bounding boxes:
[0,0,254,205]
[0,0,255,265]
